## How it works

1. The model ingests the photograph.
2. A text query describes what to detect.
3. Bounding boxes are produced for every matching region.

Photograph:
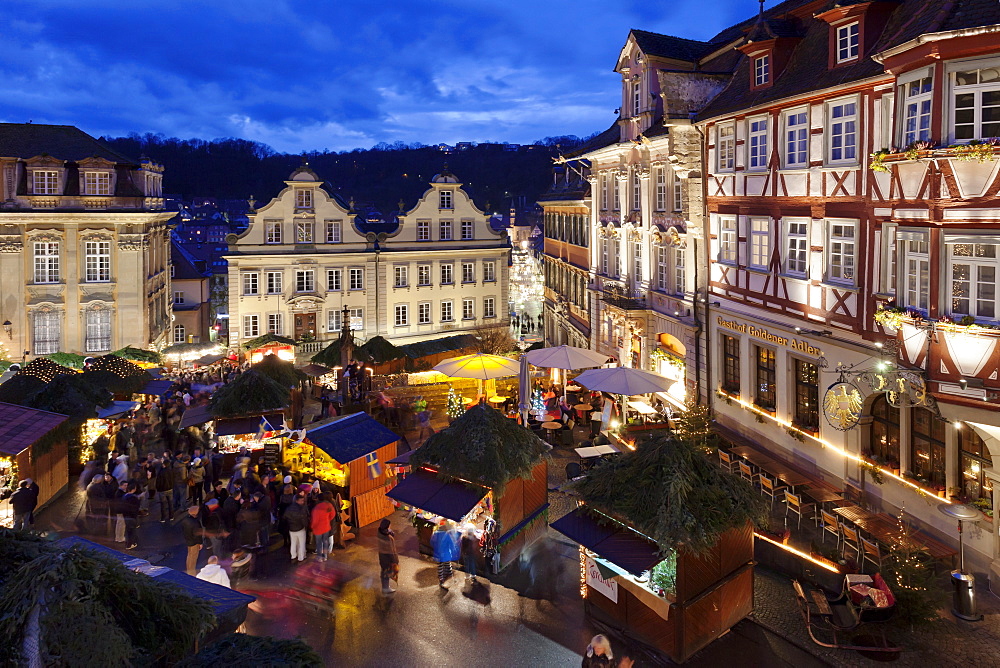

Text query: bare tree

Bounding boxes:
[472,323,517,355]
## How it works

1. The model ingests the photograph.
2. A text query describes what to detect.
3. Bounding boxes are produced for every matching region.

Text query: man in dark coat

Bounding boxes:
[154,459,174,522]
[10,481,35,531]
[85,473,110,535]
[180,505,203,575]
[221,489,242,551]
[121,482,141,549]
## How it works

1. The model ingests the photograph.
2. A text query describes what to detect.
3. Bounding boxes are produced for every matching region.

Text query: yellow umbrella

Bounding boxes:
[433,353,520,398]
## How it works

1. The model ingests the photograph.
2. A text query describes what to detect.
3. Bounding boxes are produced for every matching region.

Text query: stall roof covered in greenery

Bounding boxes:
[242,333,297,350]
[209,369,289,418]
[113,346,164,364]
[252,354,306,388]
[410,403,548,491]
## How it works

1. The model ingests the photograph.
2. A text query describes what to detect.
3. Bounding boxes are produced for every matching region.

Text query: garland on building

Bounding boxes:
[446,386,465,419]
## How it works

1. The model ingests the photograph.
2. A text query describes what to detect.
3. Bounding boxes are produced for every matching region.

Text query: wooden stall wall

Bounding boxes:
[495,460,548,569]
[586,583,677,659]
[347,442,398,496]
[16,441,69,509]
[354,485,395,528]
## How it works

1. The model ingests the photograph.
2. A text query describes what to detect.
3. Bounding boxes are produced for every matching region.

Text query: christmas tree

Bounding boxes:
[446,386,465,420]
[674,398,715,453]
[531,388,545,416]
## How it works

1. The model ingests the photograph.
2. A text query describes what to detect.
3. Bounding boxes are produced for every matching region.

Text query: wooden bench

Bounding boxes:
[911,529,958,565]
[810,589,833,617]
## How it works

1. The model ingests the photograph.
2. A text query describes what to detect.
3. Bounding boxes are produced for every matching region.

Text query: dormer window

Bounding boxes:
[295,188,313,209]
[83,171,111,196]
[632,80,642,116]
[32,170,59,195]
[754,54,770,87]
[836,22,859,63]
[439,189,453,209]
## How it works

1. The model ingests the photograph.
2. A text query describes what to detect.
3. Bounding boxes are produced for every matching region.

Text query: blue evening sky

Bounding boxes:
[0,0,751,153]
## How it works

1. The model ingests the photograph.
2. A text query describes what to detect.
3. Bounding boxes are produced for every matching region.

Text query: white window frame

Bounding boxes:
[718,216,737,264]
[631,170,641,211]
[654,167,667,211]
[417,220,430,241]
[439,190,453,209]
[85,309,111,352]
[295,269,315,293]
[242,314,260,338]
[32,170,58,195]
[440,220,452,241]
[418,301,431,324]
[656,246,668,290]
[613,177,621,211]
[462,298,475,320]
[828,98,858,164]
[826,219,857,286]
[295,189,313,209]
[349,308,363,331]
[325,220,342,243]
[441,300,454,322]
[632,80,641,116]
[948,241,999,320]
[417,264,431,286]
[483,297,496,319]
[601,237,609,275]
[783,109,809,168]
[784,218,809,277]
[462,261,475,284]
[328,309,342,333]
[84,241,110,282]
[394,304,408,327]
[717,125,735,172]
[33,311,59,354]
[600,174,609,211]
[173,323,186,344]
[483,260,496,282]
[901,232,930,311]
[83,171,111,196]
[173,291,185,305]
[949,58,1000,143]
[672,176,683,212]
[295,221,313,244]
[461,220,474,240]
[754,53,770,87]
[265,220,282,244]
[33,242,60,284]
[394,265,408,288]
[349,267,364,290]
[326,268,341,292]
[440,263,453,285]
[267,271,283,294]
[749,217,770,269]
[674,246,686,295]
[632,240,642,283]
[242,272,259,296]
[267,313,283,335]
[748,117,769,170]
[836,22,860,64]
[898,69,934,146]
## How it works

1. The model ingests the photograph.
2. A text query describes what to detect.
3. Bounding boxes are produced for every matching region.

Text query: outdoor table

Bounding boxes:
[833,504,877,526]
[801,487,845,507]
[575,444,618,458]
[488,396,507,404]
[627,400,657,415]
[541,421,562,430]
[574,403,592,420]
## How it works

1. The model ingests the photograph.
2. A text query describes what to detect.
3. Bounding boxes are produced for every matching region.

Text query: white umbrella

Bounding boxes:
[573,366,675,396]
[523,345,610,370]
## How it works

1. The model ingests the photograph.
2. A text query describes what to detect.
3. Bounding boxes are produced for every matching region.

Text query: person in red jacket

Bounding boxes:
[310,492,337,561]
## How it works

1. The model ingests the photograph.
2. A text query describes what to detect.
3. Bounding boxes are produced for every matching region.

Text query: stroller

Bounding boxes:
[793,573,901,654]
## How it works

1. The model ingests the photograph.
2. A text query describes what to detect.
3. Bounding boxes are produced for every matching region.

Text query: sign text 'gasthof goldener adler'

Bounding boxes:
[716,317,823,356]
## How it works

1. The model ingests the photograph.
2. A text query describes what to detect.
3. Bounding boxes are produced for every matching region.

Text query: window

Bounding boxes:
[632,241,642,283]
[631,170,641,211]
[418,302,431,324]
[241,272,259,295]
[827,220,856,285]
[295,189,312,209]
[32,311,59,354]
[903,234,929,310]
[612,237,621,277]
[949,242,998,319]
[461,220,474,240]
[793,359,819,430]
[326,268,341,291]
[656,246,668,290]
[267,313,283,335]
[674,247,686,295]
[33,242,59,283]
[84,241,110,282]
[440,263,453,285]
[718,216,737,263]
[483,261,496,282]
[869,395,900,464]
[673,177,683,212]
[417,220,430,241]
[267,271,283,294]
[85,309,111,352]
[173,324,186,344]
[328,309,342,333]
[613,177,621,210]
[242,314,259,338]
[417,264,431,286]
[717,125,735,171]
[462,262,475,283]
[952,65,1000,141]
[828,100,857,163]
[632,80,641,116]
[394,304,408,327]
[388,265,406,288]
[785,219,809,276]
[441,300,453,322]
[265,221,282,244]
[439,190,453,209]
[462,298,475,320]
[721,335,740,395]
[173,291,185,305]
[325,220,342,243]
[748,118,768,169]
[912,407,946,487]
[784,110,809,167]
[959,426,993,503]
[600,174,609,211]
[754,54,770,86]
[83,171,111,195]
[902,76,933,145]
[836,22,859,63]
[754,346,776,411]
[601,238,609,275]
[749,218,770,269]
[295,269,315,293]
[655,167,667,211]
[349,308,363,331]
[32,171,58,195]
[349,268,364,290]
[295,221,313,243]
[440,220,452,241]
[484,297,496,318]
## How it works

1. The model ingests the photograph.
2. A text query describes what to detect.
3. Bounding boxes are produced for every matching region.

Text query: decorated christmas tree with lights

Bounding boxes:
[446,386,464,420]
[531,387,545,416]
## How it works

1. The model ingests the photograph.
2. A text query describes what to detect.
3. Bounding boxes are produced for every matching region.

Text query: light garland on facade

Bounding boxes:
[754,531,841,573]
[716,390,951,504]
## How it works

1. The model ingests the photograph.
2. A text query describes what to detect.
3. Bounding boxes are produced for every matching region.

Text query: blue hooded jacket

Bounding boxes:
[430,525,461,562]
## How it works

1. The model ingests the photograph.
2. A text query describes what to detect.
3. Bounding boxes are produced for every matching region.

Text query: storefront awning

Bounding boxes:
[387,449,415,465]
[215,413,284,437]
[97,401,139,419]
[550,506,663,576]
[179,404,214,429]
[386,469,488,523]
[307,412,399,464]
[195,353,225,366]
[139,379,173,396]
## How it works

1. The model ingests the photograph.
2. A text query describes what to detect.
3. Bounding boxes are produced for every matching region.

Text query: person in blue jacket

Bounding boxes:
[430,520,461,587]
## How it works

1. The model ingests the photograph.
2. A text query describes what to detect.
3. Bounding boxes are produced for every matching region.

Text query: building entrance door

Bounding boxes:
[294,312,316,340]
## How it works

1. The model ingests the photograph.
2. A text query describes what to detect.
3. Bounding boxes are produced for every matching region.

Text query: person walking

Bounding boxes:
[377,518,399,594]
[310,492,336,561]
[10,480,35,531]
[172,453,190,513]
[189,457,206,506]
[85,473,109,535]
[112,479,128,543]
[180,505,204,575]
[154,458,173,523]
[285,493,309,563]
[430,520,460,588]
[202,498,227,558]
[121,482,141,549]
[461,524,479,583]
[196,555,231,588]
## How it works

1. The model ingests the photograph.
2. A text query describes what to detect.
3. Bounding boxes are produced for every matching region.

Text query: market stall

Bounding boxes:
[282,411,400,527]
[0,402,70,525]
[552,433,765,664]
[388,403,549,570]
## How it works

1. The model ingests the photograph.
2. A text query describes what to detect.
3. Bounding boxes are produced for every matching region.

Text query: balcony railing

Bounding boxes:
[602,282,646,310]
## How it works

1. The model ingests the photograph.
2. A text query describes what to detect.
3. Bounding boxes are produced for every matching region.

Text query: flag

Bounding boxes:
[365,452,382,479]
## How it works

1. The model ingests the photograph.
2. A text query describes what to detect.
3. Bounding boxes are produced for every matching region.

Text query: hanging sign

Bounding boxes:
[585,556,618,602]
[823,381,864,431]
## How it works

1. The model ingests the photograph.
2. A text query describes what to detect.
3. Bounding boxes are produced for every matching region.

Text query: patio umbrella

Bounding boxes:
[573,366,676,396]
[524,345,610,400]
[433,352,520,398]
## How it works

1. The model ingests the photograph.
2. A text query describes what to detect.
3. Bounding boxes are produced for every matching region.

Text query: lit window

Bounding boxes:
[417,264,431,286]
[394,265,408,288]
[483,261,496,282]
[749,218,770,269]
[325,220,342,243]
[295,269,314,293]
[462,262,475,283]
[755,345,776,411]
[265,221,282,244]
[242,272,259,295]
[295,189,313,209]
[952,65,1000,141]
[439,190,453,209]
[268,313,283,335]
[417,220,430,241]
[173,291,185,305]
[748,118,768,169]
[784,111,809,167]
[461,220,474,240]
[903,233,929,311]
[349,308,363,331]
[32,171,58,195]
[242,314,259,338]
[296,221,313,243]
[441,300,453,322]
[902,76,933,145]
[754,54,770,86]
[33,242,60,283]
[949,242,998,320]
[440,220,452,240]
[829,100,857,163]
[785,219,809,276]
[349,268,364,290]
[721,334,740,395]
[794,359,819,431]
[484,297,496,318]
[33,311,60,354]
[836,22,859,63]
[717,125,735,171]
[86,309,111,352]
[326,268,341,291]
[418,302,431,324]
[267,271,283,294]
[83,172,111,195]
[827,220,856,285]
[395,304,408,327]
[718,217,737,263]
[462,298,475,320]
[84,241,110,282]
[440,263,453,285]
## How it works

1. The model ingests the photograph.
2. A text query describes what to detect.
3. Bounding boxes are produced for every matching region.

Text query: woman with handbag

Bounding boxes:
[377,518,399,594]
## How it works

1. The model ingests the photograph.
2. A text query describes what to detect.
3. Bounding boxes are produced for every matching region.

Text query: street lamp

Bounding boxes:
[2,321,10,339]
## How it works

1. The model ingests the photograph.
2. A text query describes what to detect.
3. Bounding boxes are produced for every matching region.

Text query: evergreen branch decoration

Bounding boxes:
[209,369,289,417]
[252,354,307,389]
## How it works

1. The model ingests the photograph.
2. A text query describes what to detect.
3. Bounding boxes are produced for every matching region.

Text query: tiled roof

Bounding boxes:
[631,29,714,62]
[0,402,69,456]
[171,239,210,280]
[0,123,137,164]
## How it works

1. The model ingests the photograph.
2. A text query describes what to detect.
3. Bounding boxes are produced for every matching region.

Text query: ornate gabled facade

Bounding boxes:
[0,123,173,356]
[226,165,509,351]
[695,0,1000,572]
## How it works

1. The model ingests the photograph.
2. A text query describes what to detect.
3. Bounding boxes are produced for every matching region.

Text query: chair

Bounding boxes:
[739,461,758,487]
[784,490,815,529]
[565,462,584,481]
[559,430,575,447]
[820,510,841,548]
[718,450,735,473]
[860,536,882,573]
[841,525,861,563]
[759,474,788,507]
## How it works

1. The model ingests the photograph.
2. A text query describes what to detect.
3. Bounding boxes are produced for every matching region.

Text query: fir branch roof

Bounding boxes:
[241,333,298,350]
[83,355,152,395]
[252,354,307,389]
[571,434,767,555]
[209,369,289,418]
[44,352,88,369]
[409,403,549,492]
[359,336,403,364]
[113,346,163,364]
